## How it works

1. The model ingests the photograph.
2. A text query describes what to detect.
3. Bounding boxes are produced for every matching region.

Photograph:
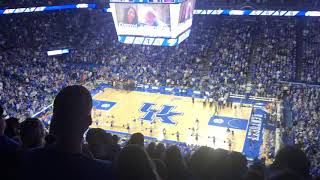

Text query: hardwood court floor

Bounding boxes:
[91,88,252,152]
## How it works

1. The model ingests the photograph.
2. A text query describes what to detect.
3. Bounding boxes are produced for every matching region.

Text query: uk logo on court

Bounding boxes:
[139,103,183,125]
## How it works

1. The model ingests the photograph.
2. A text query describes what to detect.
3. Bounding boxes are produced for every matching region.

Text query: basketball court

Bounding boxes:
[90,85,253,153]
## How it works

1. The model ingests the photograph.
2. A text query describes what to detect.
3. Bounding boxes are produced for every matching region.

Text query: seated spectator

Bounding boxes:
[210,148,230,180]
[271,145,310,179]
[189,146,215,180]
[19,118,45,151]
[0,105,20,179]
[127,132,144,147]
[115,144,160,180]
[85,128,113,160]
[154,143,166,159]
[164,145,189,180]
[20,85,114,180]
[111,134,121,158]
[225,151,248,180]
[147,141,156,158]
[5,117,21,143]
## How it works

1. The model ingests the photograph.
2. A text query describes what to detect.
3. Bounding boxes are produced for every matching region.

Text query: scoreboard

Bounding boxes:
[109,0,196,46]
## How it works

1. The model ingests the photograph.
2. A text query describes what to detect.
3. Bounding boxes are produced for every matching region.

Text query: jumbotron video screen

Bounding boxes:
[109,0,196,46]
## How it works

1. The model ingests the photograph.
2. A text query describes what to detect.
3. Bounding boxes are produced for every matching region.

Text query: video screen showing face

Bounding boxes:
[116,4,171,28]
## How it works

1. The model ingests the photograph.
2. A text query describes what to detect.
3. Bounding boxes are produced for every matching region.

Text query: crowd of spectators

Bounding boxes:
[0,7,320,178]
[288,85,320,176]
[301,18,320,84]
[251,18,297,86]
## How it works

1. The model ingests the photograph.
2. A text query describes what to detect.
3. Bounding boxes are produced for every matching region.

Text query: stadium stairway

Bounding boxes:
[295,18,304,82]
[247,20,261,83]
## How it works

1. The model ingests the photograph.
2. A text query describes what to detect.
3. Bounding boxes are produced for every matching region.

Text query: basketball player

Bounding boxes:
[190,127,195,136]
[195,119,200,130]
[209,97,213,108]
[218,97,223,110]
[212,136,216,146]
[203,97,206,107]
[227,128,231,134]
[162,128,167,137]
[214,102,218,116]
[172,131,180,141]
[228,139,232,151]
[233,105,237,116]
[192,96,195,104]
[110,119,114,128]
[95,119,99,127]
[195,133,199,142]
[126,123,130,133]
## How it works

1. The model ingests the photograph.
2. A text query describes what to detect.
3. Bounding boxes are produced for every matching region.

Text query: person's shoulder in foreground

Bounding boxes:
[0,133,20,151]
[21,146,114,180]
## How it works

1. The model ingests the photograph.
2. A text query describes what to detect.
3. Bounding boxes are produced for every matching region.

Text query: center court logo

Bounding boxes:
[213,118,224,124]
[93,100,116,111]
[139,103,183,125]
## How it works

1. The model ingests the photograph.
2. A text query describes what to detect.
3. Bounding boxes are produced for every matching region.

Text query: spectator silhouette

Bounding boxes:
[85,128,113,160]
[271,145,310,179]
[154,142,166,159]
[19,118,45,151]
[128,132,144,146]
[116,144,160,180]
[5,117,21,142]
[21,85,114,180]
[225,151,248,180]
[111,134,121,159]
[147,141,156,158]
[164,145,189,180]
[210,148,230,180]
[189,146,215,180]
[0,105,20,179]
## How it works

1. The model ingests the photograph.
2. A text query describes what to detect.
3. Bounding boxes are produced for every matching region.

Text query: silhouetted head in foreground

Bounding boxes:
[85,128,112,159]
[164,145,188,180]
[128,132,144,146]
[116,144,160,180]
[272,145,310,179]
[225,151,248,179]
[20,118,45,150]
[4,117,20,139]
[189,146,215,180]
[50,85,92,150]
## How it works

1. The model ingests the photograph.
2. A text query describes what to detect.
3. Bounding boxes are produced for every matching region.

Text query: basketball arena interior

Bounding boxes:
[0,0,320,180]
